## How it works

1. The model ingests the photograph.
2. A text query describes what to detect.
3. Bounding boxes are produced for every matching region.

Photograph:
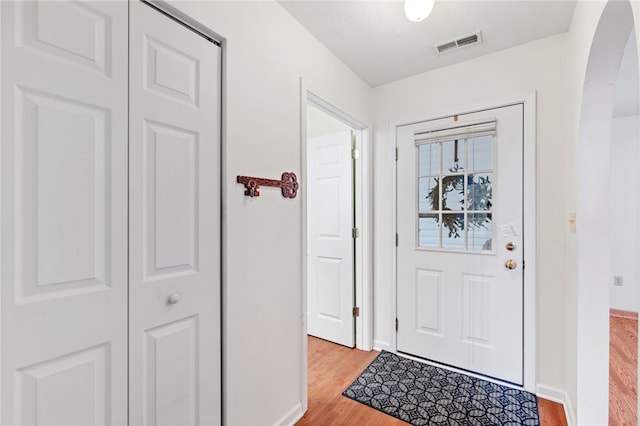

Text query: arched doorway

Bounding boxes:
[576,1,639,423]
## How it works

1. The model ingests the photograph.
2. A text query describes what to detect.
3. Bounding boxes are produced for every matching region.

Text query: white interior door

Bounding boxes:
[1,1,129,423]
[128,2,221,425]
[307,130,355,347]
[396,104,524,384]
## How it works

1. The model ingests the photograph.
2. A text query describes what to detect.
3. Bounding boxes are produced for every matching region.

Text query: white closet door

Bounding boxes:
[128,2,222,425]
[0,1,129,424]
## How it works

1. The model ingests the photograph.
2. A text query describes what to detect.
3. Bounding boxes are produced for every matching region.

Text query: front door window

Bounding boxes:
[417,135,494,251]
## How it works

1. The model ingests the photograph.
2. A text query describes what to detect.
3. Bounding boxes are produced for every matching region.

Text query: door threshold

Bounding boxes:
[396,350,525,391]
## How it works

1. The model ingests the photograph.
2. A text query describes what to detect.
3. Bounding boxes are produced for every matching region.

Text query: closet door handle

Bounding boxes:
[167,293,181,305]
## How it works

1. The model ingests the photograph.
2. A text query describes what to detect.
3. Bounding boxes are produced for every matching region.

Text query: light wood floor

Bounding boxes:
[297,336,567,425]
[610,315,637,426]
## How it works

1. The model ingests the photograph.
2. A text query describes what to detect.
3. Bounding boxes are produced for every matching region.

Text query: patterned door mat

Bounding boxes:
[342,351,539,425]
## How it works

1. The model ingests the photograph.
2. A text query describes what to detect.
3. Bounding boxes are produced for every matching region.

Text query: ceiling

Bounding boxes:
[278,0,578,87]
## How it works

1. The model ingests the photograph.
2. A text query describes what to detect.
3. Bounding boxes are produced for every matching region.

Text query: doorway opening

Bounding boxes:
[303,92,370,349]
[300,87,372,412]
[608,23,639,426]
[390,93,537,393]
[576,1,639,423]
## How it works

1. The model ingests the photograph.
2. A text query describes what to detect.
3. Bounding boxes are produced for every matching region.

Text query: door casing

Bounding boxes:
[390,93,537,393]
[299,81,372,412]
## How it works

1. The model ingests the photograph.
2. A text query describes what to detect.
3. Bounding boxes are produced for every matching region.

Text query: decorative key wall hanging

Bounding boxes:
[237,172,299,199]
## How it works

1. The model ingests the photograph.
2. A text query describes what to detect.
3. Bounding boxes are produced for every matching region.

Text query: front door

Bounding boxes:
[128,2,221,424]
[396,104,524,384]
[307,130,355,347]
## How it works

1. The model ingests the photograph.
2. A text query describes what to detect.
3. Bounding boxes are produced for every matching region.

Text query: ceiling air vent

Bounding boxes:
[434,31,482,54]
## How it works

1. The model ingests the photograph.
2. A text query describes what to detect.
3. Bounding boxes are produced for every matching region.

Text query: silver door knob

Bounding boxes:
[505,259,517,270]
[167,293,181,304]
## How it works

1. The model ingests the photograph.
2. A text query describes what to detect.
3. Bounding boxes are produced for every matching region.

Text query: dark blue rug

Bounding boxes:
[342,351,539,425]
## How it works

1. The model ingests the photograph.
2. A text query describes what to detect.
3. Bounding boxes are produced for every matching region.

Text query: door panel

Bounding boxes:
[143,121,199,280]
[17,1,112,75]
[143,316,198,426]
[128,2,221,425]
[1,1,129,424]
[396,105,524,384]
[15,344,110,426]
[307,131,354,347]
[415,269,443,334]
[16,88,113,301]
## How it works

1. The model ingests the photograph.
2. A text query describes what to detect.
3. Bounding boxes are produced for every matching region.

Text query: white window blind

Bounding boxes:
[414,120,497,144]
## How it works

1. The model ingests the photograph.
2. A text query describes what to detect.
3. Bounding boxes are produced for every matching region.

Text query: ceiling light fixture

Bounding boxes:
[404,0,435,22]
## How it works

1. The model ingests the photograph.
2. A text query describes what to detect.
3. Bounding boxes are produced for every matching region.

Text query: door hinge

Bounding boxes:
[351,148,360,160]
[395,318,398,331]
[352,228,360,238]
[522,259,525,270]
[353,307,360,317]
[395,147,398,161]
[395,233,398,247]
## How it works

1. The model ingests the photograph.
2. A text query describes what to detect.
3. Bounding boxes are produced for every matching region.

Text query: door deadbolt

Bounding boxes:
[505,242,516,251]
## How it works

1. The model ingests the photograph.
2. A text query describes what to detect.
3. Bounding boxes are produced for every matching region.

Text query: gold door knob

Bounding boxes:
[505,259,517,270]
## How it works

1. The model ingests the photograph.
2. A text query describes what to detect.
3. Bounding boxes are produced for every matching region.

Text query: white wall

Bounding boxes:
[609,114,640,313]
[563,2,607,421]
[307,105,352,139]
[157,1,640,424]
[609,28,639,314]
[372,33,572,394]
[164,2,371,425]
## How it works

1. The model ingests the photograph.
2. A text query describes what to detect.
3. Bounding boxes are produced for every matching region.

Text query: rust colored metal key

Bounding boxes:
[237,172,299,199]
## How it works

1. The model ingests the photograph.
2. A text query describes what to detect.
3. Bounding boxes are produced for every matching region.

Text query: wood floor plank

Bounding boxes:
[538,397,568,426]
[298,336,566,425]
[297,337,406,425]
[609,316,637,426]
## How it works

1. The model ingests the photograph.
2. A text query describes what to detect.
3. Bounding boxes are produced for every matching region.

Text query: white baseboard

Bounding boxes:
[536,384,576,426]
[274,402,304,426]
[373,339,392,352]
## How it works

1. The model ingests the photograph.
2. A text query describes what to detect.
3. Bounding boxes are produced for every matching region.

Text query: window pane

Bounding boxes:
[468,213,492,250]
[419,177,438,211]
[467,173,492,211]
[441,175,465,211]
[418,215,439,248]
[415,134,496,252]
[468,135,493,171]
[442,140,465,173]
[418,143,440,176]
[442,213,465,249]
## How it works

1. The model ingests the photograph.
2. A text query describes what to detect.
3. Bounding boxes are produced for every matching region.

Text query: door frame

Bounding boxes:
[299,79,372,410]
[390,93,537,392]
